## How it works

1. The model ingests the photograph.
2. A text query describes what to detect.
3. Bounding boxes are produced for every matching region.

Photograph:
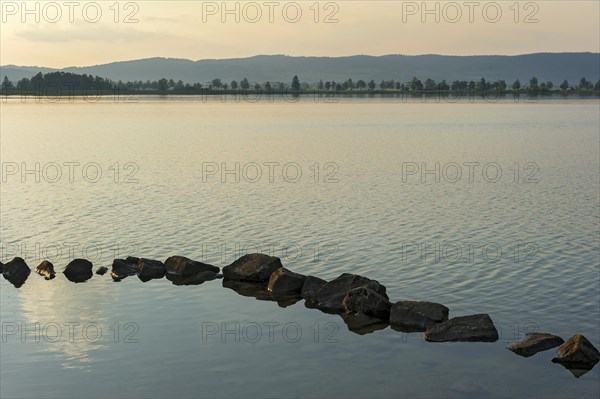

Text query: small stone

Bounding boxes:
[35,260,56,280]
[95,266,108,275]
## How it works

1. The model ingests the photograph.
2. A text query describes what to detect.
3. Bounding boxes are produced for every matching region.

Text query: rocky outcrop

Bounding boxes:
[343,287,392,319]
[2,257,31,288]
[164,256,219,277]
[305,273,387,313]
[267,268,306,296]
[425,314,498,342]
[136,258,165,282]
[301,275,327,299]
[111,258,138,280]
[63,259,93,283]
[552,334,600,373]
[390,301,449,331]
[507,333,564,357]
[35,260,56,280]
[222,253,282,282]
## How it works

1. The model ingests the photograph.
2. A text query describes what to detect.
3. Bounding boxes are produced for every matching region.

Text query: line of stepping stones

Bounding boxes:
[2,253,599,377]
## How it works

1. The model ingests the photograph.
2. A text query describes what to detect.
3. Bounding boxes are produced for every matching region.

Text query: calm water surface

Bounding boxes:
[1,97,599,398]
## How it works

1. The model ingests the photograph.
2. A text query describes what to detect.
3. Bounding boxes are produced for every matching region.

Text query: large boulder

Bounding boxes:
[222,253,282,282]
[507,333,565,357]
[0,261,4,273]
[35,260,56,280]
[111,258,138,280]
[306,273,387,313]
[267,268,306,296]
[2,257,31,288]
[301,275,327,299]
[343,287,392,319]
[164,256,219,276]
[425,314,498,342]
[136,258,165,282]
[552,334,600,371]
[390,301,449,331]
[63,259,93,283]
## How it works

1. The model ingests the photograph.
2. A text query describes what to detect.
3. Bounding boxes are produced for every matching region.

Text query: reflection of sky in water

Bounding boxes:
[1,98,599,398]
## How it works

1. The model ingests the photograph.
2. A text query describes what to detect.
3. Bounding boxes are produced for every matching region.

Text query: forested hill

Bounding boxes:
[1,53,599,85]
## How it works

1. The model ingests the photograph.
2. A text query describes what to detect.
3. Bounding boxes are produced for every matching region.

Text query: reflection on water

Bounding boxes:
[1,98,599,398]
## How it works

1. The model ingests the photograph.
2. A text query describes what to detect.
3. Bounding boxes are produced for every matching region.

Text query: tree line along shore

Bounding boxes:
[1,72,599,97]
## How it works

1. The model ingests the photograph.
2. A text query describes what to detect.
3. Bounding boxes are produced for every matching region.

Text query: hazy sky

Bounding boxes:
[1,1,599,67]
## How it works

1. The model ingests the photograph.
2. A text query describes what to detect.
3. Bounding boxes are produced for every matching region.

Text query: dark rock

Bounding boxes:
[111,258,138,280]
[343,287,392,319]
[340,312,389,336]
[0,261,4,273]
[2,257,31,288]
[507,333,565,357]
[390,301,449,331]
[35,260,56,280]
[268,268,306,295]
[136,258,165,282]
[95,266,108,275]
[552,334,600,373]
[301,275,327,299]
[125,256,140,264]
[63,259,93,283]
[222,253,282,282]
[307,273,388,313]
[166,271,218,286]
[425,314,498,342]
[223,279,301,308]
[164,256,219,277]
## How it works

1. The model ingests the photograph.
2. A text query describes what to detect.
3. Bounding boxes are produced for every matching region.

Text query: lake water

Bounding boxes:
[1,96,599,398]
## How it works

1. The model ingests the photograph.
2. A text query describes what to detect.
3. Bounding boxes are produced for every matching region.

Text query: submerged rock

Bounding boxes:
[551,334,600,374]
[306,273,388,313]
[425,314,498,342]
[390,301,449,331]
[507,333,564,357]
[267,268,306,295]
[95,266,108,275]
[164,256,219,277]
[136,258,165,282]
[222,253,282,282]
[301,275,327,299]
[340,312,389,336]
[63,259,93,283]
[343,287,391,319]
[111,258,138,280]
[166,271,219,286]
[2,257,31,288]
[223,279,301,308]
[35,260,56,280]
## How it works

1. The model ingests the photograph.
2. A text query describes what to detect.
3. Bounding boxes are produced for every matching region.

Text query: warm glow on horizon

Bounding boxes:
[0,0,599,67]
